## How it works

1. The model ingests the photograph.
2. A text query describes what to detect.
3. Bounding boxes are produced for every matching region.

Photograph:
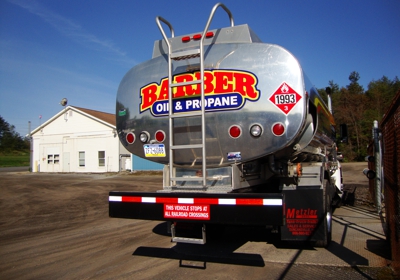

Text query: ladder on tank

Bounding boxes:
[156,3,234,188]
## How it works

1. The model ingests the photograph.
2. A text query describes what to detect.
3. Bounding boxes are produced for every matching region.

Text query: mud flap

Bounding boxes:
[280,188,327,244]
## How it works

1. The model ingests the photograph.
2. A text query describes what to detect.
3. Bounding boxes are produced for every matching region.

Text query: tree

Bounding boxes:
[324,73,400,161]
[330,72,366,160]
[0,116,29,152]
[349,71,360,84]
[365,76,400,122]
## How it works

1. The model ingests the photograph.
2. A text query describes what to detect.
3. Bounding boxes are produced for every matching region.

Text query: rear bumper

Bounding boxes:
[109,191,284,226]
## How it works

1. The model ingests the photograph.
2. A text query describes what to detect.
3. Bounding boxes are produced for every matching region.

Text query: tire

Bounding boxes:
[314,180,332,248]
[332,193,343,209]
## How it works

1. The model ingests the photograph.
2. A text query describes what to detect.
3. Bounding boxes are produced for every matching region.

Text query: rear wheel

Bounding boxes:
[315,181,332,248]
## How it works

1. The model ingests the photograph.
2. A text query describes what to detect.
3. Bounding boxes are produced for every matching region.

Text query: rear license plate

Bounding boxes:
[144,144,166,157]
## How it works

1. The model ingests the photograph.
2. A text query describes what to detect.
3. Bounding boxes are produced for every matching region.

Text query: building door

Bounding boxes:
[63,152,70,172]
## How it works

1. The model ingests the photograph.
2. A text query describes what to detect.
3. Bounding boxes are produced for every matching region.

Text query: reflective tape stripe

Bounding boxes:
[156,197,178,204]
[194,198,219,204]
[178,198,194,204]
[110,196,282,206]
[236,198,263,205]
[109,196,122,202]
[142,197,156,203]
[218,198,236,205]
[263,199,282,206]
[122,196,141,203]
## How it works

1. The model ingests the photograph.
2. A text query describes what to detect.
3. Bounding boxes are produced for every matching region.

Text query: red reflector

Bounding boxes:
[126,132,135,144]
[155,130,166,142]
[206,31,214,38]
[272,123,285,136]
[229,125,241,138]
[182,36,190,42]
[193,34,202,40]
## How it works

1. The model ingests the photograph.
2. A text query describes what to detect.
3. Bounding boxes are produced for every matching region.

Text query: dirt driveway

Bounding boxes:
[0,163,396,279]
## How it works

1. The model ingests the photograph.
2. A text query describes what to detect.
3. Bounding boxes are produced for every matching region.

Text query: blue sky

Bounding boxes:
[1,0,399,136]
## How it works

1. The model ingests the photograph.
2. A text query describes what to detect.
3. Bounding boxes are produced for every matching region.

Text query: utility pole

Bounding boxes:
[29,121,33,172]
[373,120,381,213]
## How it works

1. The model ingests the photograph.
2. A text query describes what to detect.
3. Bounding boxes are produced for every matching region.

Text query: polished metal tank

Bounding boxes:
[116,24,335,168]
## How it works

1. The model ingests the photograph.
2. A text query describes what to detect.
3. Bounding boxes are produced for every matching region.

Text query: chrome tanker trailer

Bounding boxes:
[109,3,343,247]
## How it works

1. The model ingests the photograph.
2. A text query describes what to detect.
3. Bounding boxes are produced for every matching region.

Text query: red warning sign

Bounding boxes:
[164,204,210,220]
[269,82,302,115]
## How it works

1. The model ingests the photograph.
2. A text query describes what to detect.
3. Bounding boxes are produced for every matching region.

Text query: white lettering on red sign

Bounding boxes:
[269,82,302,115]
[164,204,210,220]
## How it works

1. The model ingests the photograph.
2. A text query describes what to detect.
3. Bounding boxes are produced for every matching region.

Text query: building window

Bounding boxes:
[54,154,60,164]
[79,151,85,167]
[98,151,105,167]
[47,154,59,164]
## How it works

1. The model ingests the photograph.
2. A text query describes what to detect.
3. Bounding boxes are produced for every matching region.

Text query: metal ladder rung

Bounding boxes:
[170,80,201,88]
[171,111,203,118]
[171,144,203,150]
[191,138,218,142]
[195,155,220,160]
[170,177,205,182]
[171,49,200,60]
[172,237,205,244]
[171,175,228,181]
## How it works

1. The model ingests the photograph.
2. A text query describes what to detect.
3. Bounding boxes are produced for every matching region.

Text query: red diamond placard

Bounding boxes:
[269,82,302,115]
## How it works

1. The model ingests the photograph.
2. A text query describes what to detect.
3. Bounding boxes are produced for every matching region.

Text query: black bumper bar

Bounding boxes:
[109,191,284,226]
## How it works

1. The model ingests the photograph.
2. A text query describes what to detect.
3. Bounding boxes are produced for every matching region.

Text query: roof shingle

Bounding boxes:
[73,106,116,126]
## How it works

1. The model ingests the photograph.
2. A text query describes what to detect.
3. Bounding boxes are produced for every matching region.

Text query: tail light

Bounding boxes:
[272,123,285,136]
[126,132,135,144]
[229,125,241,138]
[155,130,166,142]
[182,32,214,42]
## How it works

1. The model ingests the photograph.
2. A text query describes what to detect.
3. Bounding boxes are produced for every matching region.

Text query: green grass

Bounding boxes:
[0,151,30,167]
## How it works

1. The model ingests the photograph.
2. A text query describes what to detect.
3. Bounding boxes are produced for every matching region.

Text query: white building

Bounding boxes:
[31,106,131,173]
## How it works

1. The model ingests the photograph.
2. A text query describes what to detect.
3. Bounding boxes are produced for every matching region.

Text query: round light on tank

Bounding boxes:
[139,131,150,143]
[229,125,242,138]
[272,123,285,136]
[126,132,135,144]
[250,124,262,137]
[155,130,166,142]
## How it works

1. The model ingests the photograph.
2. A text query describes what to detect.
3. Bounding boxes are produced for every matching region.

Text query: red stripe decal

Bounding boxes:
[194,198,219,204]
[236,198,263,205]
[156,197,179,204]
[122,196,141,203]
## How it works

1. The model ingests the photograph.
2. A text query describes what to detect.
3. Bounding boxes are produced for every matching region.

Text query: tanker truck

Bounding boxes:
[109,3,343,247]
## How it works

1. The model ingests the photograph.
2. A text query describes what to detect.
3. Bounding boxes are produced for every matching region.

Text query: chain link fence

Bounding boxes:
[374,90,400,275]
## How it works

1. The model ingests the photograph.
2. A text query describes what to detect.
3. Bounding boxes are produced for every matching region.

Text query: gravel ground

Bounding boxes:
[0,162,397,279]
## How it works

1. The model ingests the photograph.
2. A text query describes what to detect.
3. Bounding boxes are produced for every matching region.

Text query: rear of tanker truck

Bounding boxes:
[109,3,341,247]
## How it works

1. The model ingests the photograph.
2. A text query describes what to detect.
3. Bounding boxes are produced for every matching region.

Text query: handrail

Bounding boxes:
[155,16,174,47]
[202,3,234,37]
[156,3,234,43]
[196,3,234,186]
